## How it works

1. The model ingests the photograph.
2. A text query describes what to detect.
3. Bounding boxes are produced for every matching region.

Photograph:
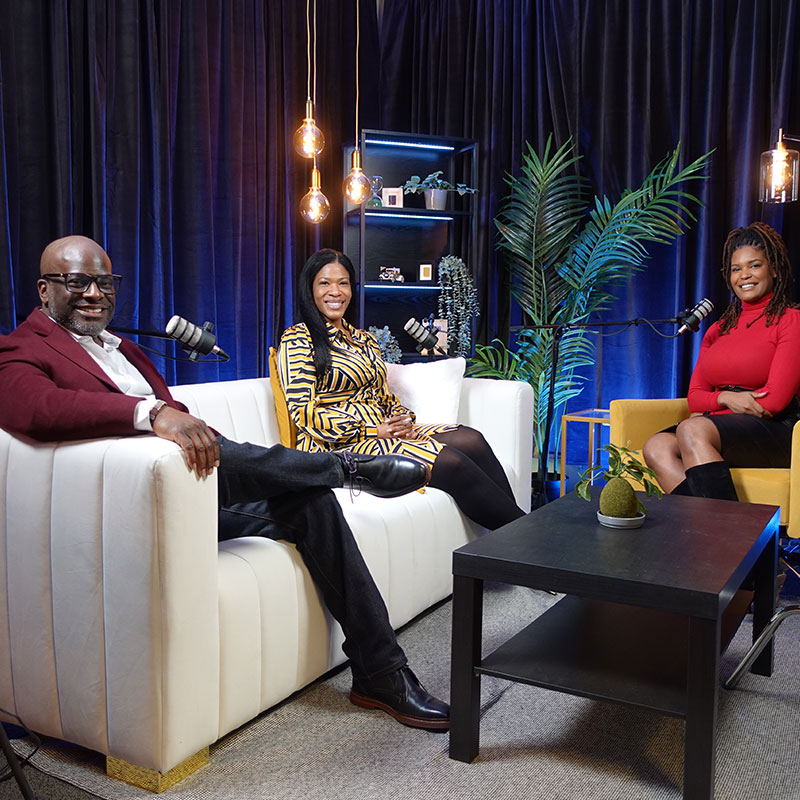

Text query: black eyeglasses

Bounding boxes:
[42,273,123,295]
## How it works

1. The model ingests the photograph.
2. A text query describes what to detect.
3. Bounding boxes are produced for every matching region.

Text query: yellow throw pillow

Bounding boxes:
[268,347,297,449]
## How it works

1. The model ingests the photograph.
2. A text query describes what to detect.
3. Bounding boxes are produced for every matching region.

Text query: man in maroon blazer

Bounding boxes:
[0,235,450,731]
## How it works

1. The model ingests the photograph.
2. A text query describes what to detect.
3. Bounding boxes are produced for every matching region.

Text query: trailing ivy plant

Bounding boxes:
[467,136,712,474]
[437,254,479,357]
[403,171,477,196]
[367,325,402,363]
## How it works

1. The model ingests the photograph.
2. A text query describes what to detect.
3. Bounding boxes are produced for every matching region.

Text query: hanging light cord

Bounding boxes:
[305,0,311,100]
[312,0,318,109]
[354,0,360,145]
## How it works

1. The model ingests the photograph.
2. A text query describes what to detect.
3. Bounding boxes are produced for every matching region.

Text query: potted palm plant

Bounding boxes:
[467,136,711,501]
[402,171,476,210]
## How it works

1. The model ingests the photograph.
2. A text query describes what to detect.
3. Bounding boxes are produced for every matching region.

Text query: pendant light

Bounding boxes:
[342,0,371,205]
[297,0,329,223]
[300,158,331,224]
[759,128,800,203]
[294,0,325,159]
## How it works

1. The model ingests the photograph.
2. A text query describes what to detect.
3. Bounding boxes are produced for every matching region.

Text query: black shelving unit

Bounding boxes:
[342,129,478,358]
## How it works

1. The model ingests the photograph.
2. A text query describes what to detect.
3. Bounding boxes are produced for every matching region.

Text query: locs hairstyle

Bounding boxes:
[297,248,357,377]
[718,221,794,333]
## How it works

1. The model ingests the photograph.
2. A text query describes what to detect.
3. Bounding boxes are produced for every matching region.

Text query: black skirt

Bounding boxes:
[662,402,800,468]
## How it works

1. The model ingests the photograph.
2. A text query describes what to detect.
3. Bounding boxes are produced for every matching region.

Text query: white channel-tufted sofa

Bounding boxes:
[0,374,532,788]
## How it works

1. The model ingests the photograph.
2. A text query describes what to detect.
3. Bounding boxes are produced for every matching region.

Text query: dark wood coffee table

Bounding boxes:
[449,490,779,800]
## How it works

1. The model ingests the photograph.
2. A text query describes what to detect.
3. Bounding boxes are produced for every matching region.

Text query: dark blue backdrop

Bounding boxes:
[1,0,799,423]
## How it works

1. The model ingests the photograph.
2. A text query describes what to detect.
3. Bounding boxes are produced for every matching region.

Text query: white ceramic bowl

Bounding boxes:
[596,511,646,529]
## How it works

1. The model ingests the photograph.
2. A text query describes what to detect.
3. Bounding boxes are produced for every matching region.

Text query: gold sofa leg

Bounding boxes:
[106,747,209,792]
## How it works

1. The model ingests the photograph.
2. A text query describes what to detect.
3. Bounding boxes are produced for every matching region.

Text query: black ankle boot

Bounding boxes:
[684,462,739,501]
[350,666,450,730]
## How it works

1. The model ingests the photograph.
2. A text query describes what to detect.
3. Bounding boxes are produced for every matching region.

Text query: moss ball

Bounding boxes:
[599,476,638,518]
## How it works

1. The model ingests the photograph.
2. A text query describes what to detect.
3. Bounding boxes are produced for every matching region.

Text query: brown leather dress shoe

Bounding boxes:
[350,666,450,730]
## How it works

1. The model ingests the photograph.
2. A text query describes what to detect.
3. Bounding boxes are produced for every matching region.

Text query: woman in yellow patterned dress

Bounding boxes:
[278,249,525,530]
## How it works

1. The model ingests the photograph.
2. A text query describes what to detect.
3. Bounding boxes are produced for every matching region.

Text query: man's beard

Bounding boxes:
[50,303,113,337]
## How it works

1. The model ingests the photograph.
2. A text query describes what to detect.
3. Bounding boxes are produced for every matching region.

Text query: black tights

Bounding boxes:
[429,427,525,530]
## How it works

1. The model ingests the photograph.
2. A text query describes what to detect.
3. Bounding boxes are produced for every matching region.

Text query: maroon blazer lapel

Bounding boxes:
[24,309,183,409]
[33,314,126,392]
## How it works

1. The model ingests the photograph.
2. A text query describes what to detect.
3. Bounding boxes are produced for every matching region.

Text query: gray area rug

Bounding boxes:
[5,585,800,800]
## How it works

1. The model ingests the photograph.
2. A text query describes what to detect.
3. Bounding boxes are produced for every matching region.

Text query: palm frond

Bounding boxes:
[485,138,712,465]
[495,135,590,321]
[562,144,713,320]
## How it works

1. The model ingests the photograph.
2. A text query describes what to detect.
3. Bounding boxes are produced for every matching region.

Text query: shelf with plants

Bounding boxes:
[345,208,472,221]
[342,129,478,357]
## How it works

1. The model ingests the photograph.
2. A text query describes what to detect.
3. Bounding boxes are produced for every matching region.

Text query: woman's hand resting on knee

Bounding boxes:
[717,390,771,417]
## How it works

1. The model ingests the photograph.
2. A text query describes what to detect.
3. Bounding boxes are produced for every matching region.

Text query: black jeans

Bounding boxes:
[215,437,407,680]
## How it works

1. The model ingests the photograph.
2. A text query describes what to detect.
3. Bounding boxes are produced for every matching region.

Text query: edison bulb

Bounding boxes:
[343,167,371,204]
[771,146,788,194]
[293,100,325,158]
[300,184,330,224]
[294,118,325,158]
[342,148,371,204]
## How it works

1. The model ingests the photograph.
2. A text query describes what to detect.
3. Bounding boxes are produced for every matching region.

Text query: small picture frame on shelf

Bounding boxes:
[382,188,403,208]
[419,263,433,281]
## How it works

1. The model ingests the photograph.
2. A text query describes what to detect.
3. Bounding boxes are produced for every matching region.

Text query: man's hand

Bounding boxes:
[718,390,772,418]
[376,414,417,440]
[152,406,220,477]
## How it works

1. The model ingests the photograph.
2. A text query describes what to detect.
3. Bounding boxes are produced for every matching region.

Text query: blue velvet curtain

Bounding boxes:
[1,0,799,404]
[0,0,379,384]
[379,0,800,411]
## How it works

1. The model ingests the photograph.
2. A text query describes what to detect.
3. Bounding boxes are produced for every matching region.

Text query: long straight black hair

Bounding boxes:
[297,248,357,377]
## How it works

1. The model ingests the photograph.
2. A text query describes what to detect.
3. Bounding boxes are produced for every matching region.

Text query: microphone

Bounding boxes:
[404,317,440,351]
[676,298,714,335]
[165,315,230,361]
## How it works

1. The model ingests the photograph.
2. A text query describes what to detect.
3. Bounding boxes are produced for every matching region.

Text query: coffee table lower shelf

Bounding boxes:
[477,591,753,718]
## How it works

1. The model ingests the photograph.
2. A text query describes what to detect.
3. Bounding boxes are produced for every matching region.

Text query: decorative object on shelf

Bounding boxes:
[381,187,403,208]
[759,127,800,203]
[342,0,371,205]
[575,442,662,527]
[342,130,478,333]
[466,136,711,496]
[402,171,477,210]
[437,254,478,357]
[367,325,402,363]
[299,160,330,224]
[432,318,449,353]
[378,265,404,283]
[294,0,324,159]
[419,263,433,281]
[366,175,383,207]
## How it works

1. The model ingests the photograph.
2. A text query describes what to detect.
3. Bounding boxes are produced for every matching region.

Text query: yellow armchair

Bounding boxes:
[609,398,800,538]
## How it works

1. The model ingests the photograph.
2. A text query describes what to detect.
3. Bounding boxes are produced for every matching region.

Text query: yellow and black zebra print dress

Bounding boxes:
[278,321,456,467]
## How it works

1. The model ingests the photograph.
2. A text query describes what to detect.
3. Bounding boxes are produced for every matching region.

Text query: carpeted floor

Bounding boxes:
[2,584,799,800]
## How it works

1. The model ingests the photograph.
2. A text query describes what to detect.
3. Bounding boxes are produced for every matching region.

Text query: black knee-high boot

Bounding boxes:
[669,479,693,496]
[684,462,739,501]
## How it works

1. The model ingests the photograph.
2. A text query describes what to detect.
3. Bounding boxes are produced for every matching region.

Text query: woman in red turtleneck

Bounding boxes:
[643,221,800,500]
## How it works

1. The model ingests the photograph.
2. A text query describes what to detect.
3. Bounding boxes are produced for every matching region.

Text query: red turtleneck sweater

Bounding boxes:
[687,293,800,416]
